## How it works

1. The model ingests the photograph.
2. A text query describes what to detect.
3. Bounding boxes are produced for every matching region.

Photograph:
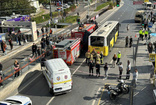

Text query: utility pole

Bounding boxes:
[49,0,52,25]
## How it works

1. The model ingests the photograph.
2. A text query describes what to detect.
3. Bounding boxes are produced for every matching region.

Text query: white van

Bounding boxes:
[43,58,72,95]
[145,2,153,10]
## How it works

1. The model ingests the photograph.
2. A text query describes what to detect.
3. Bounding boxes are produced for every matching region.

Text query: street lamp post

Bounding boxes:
[49,0,52,26]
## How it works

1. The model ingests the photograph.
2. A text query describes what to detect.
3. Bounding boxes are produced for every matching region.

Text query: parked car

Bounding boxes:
[0,95,32,105]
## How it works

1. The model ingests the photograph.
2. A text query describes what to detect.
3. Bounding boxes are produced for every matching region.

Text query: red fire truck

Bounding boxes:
[53,38,81,65]
[71,23,98,51]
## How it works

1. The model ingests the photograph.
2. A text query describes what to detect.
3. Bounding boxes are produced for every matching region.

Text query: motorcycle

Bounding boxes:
[105,80,129,100]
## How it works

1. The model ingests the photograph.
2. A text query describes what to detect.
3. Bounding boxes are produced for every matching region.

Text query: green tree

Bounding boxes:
[0,0,36,16]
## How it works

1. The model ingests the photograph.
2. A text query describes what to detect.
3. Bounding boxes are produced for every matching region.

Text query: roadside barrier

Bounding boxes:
[0,49,52,87]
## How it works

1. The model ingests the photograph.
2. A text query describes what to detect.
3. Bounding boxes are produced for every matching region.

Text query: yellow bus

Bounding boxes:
[88,21,119,56]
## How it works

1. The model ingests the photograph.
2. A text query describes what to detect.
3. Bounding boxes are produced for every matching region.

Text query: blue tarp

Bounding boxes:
[150,33,156,36]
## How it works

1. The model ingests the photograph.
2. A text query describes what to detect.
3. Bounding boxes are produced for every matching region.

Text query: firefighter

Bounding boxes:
[90,53,94,62]
[100,51,104,64]
[139,28,143,39]
[96,52,101,65]
[92,49,97,63]
[85,50,91,64]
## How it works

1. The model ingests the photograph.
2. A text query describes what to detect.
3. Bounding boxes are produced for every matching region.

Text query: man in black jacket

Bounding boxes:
[32,43,37,56]
[89,60,94,76]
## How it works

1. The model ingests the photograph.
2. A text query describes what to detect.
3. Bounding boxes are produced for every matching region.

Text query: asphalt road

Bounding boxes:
[15,0,146,105]
[3,0,155,105]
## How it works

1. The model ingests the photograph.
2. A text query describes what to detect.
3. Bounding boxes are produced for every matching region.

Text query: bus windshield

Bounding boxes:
[91,36,104,46]
[147,4,151,7]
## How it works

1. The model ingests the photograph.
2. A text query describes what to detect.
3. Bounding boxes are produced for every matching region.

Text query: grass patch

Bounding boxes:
[95,2,110,11]
[60,16,79,23]
[31,5,76,24]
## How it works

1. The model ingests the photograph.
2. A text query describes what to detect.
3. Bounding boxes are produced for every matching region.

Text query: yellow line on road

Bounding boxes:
[97,88,105,105]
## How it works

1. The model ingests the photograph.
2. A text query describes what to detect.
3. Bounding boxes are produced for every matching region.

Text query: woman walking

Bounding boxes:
[8,38,13,50]
[14,60,20,77]
[112,54,117,68]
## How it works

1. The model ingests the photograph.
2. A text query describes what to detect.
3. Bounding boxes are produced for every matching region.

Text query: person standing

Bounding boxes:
[90,53,94,63]
[100,51,104,64]
[129,36,133,48]
[46,36,50,49]
[148,42,153,54]
[37,47,41,56]
[139,28,143,39]
[49,29,52,37]
[153,41,156,53]
[133,69,138,87]
[32,43,37,56]
[145,30,148,41]
[18,35,21,45]
[116,51,121,65]
[96,52,101,65]
[142,31,145,41]
[0,62,3,77]
[85,50,91,64]
[125,36,129,47]
[118,62,123,79]
[14,60,20,77]
[22,34,26,44]
[112,53,117,68]
[1,40,4,53]
[41,27,44,36]
[89,60,94,76]
[127,24,130,31]
[8,38,13,50]
[96,62,100,77]
[3,42,7,55]
[104,62,109,78]
[37,29,39,37]
[92,49,97,63]
[41,36,46,43]
[126,60,131,79]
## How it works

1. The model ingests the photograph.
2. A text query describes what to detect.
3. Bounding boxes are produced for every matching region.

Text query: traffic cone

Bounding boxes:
[135,34,137,38]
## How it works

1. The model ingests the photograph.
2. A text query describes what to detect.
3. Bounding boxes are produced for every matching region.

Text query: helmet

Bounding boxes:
[118,51,121,53]
[120,80,124,83]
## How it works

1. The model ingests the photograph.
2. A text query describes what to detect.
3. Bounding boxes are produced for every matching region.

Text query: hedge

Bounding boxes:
[95,2,110,11]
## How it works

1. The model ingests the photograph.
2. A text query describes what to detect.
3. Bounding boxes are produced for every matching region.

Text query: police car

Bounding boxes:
[0,95,32,105]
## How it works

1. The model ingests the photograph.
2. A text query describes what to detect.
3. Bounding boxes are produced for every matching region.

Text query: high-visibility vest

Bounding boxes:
[85,52,90,58]
[96,54,101,61]
[145,31,148,35]
[90,54,93,61]
[139,30,142,34]
[117,53,121,58]
[142,32,145,35]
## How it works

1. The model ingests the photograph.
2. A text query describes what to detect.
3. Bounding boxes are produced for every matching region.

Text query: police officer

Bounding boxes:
[145,30,148,41]
[85,50,91,64]
[142,31,145,41]
[100,51,104,64]
[139,28,143,39]
[92,49,97,63]
[116,51,121,65]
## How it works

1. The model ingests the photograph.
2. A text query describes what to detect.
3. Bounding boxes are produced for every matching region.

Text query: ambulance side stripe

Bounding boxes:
[53,79,71,85]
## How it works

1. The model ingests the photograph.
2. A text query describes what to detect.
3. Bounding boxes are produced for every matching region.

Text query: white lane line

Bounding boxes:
[91,87,102,105]
[72,59,86,76]
[134,92,139,96]
[46,97,55,105]
[141,86,147,91]
[110,60,113,64]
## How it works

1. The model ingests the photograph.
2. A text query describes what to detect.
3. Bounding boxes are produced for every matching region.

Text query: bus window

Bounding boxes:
[91,36,104,46]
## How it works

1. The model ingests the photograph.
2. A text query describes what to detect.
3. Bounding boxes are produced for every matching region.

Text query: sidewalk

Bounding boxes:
[133,37,156,104]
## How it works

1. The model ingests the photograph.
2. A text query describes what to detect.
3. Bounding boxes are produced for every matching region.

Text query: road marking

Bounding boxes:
[72,59,86,76]
[134,92,139,96]
[92,87,101,105]
[46,97,55,105]
[141,86,146,91]
[97,88,105,105]
[110,60,113,64]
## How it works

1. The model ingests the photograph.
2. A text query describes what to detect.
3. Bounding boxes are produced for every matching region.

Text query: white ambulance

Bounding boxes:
[43,58,72,95]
